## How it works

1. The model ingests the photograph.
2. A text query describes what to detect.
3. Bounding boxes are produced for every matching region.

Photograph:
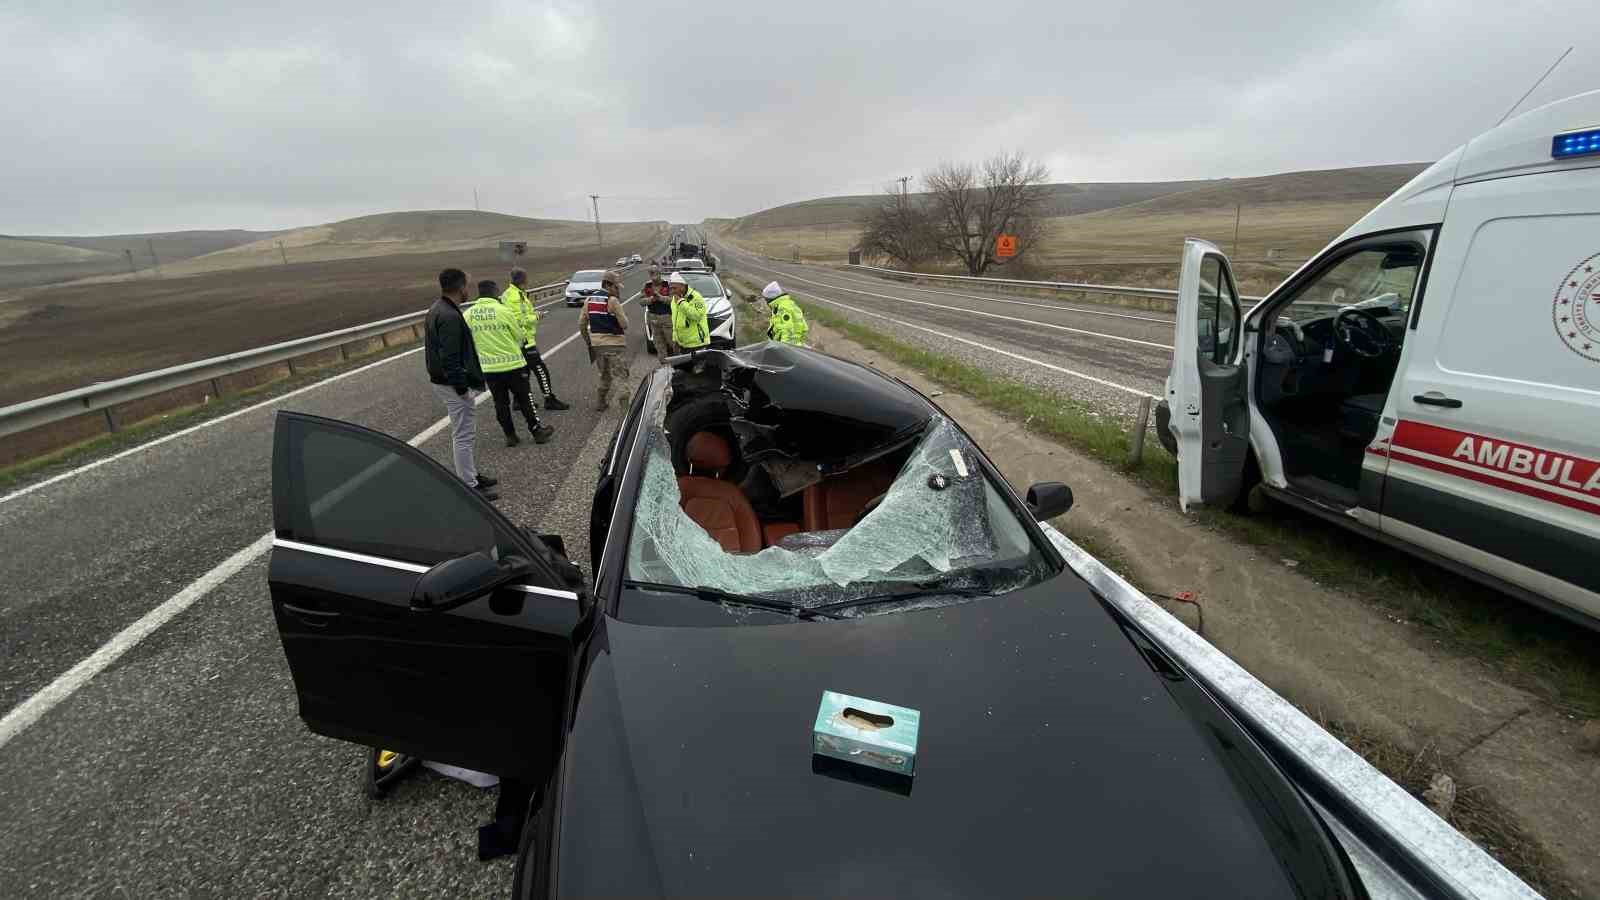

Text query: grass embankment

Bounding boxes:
[733,278,1600,719]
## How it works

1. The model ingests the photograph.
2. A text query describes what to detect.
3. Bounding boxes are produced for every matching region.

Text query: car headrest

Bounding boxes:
[686,431,732,473]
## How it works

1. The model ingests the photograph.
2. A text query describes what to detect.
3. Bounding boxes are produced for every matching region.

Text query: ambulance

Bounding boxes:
[1162,90,1600,625]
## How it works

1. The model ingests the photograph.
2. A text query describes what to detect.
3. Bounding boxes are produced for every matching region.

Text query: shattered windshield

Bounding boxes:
[624,411,1053,619]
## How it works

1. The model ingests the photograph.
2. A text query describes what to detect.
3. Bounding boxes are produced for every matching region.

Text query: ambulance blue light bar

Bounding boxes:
[1552,128,1600,159]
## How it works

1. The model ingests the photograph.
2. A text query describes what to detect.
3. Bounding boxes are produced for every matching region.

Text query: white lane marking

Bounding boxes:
[0,532,274,749]
[0,291,642,749]
[0,293,602,510]
[763,282,1155,398]
[779,262,1175,325]
[736,257,1174,350]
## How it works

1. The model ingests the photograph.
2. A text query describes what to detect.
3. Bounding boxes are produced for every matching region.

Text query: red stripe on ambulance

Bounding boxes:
[1388,420,1600,515]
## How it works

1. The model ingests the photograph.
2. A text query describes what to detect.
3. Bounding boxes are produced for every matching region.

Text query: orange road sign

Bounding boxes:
[995,234,1018,258]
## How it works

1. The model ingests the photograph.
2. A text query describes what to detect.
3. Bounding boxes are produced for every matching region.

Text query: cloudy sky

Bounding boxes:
[2,0,1596,235]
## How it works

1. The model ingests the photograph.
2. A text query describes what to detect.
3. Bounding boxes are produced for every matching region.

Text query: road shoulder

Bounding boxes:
[804,319,1594,897]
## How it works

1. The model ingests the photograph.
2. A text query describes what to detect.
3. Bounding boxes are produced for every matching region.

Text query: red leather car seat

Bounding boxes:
[802,460,899,532]
[677,432,762,553]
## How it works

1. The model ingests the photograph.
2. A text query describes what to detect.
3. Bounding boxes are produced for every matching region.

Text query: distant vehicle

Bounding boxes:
[614,256,630,267]
[629,253,643,264]
[682,271,735,349]
[674,258,707,273]
[563,269,608,308]
[642,271,735,353]
[1159,90,1600,626]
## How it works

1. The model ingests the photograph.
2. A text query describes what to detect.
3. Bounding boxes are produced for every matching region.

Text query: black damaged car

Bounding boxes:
[267,342,1365,898]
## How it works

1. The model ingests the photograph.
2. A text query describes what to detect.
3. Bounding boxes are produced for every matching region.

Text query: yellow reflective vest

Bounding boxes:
[766,294,808,345]
[500,284,539,348]
[672,289,709,348]
[465,295,527,373]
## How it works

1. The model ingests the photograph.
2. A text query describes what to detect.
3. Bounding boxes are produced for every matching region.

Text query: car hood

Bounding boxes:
[554,577,1353,898]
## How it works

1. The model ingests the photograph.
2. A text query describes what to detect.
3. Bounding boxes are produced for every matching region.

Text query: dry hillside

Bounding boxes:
[713,163,1430,293]
[0,229,277,293]
[155,210,666,276]
[0,237,117,266]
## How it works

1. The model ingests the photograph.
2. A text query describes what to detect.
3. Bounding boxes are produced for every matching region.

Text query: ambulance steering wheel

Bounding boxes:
[1332,307,1394,359]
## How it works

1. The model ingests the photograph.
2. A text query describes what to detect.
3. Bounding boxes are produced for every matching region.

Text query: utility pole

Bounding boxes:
[277,241,289,265]
[474,187,481,211]
[589,194,603,248]
[897,175,912,198]
[123,249,137,274]
[147,239,161,276]
[1232,202,1242,257]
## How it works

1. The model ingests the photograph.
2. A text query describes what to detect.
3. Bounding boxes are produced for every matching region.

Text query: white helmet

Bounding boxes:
[667,272,686,284]
[762,281,782,300]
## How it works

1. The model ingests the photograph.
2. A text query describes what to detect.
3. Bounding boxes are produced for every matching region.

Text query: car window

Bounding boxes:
[278,417,510,565]
[572,270,604,281]
[1197,255,1239,364]
[624,416,1053,617]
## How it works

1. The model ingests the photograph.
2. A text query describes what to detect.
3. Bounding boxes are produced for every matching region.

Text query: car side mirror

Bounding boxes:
[1025,482,1073,521]
[411,552,536,612]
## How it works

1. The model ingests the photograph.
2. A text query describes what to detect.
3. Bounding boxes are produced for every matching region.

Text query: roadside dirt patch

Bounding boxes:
[806,319,1597,897]
[0,241,651,406]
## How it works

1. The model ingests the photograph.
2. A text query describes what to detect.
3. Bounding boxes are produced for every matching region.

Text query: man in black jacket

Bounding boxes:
[425,268,498,500]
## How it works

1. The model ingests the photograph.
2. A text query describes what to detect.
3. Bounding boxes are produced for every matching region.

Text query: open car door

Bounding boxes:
[267,411,586,779]
[1167,238,1250,511]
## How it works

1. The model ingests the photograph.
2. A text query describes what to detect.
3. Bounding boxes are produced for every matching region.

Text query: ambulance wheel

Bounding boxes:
[365,747,421,799]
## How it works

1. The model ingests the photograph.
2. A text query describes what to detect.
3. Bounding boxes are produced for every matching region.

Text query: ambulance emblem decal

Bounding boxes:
[1553,251,1600,364]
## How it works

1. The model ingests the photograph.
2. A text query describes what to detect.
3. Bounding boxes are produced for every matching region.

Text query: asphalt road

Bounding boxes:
[714,242,1177,421]
[0,262,661,897]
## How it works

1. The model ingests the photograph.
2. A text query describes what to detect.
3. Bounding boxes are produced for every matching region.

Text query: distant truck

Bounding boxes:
[671,241,716,272]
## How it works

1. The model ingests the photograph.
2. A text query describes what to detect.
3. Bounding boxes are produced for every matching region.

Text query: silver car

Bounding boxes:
[563,269,608,307]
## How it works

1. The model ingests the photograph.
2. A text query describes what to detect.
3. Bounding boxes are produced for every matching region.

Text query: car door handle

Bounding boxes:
[1413,393,1462,409]
[281,602,340,627]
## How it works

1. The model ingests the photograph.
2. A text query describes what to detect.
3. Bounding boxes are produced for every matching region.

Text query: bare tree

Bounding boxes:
[923,151,1050,275]
[857,184,938,267]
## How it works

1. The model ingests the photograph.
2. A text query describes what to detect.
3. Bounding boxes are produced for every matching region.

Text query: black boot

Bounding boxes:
[505,433,521,448]
[532,423,555,444]
[543,395,570,411]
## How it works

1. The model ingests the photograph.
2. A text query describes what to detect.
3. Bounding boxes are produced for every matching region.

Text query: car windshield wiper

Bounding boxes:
[624,580,839,619]
[808,583,999,616]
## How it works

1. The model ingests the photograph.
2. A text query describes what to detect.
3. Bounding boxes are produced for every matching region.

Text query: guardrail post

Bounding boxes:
[103,408,118,434]
[1128,395,1152,466]
[411,324,421,341]
[209,378,222,398]
[286,357,297,376]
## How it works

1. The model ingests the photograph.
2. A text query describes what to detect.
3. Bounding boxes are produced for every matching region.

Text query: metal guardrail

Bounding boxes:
[0,281,566,440]
[1043,524,1538,900]
[847,263,1270,306]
